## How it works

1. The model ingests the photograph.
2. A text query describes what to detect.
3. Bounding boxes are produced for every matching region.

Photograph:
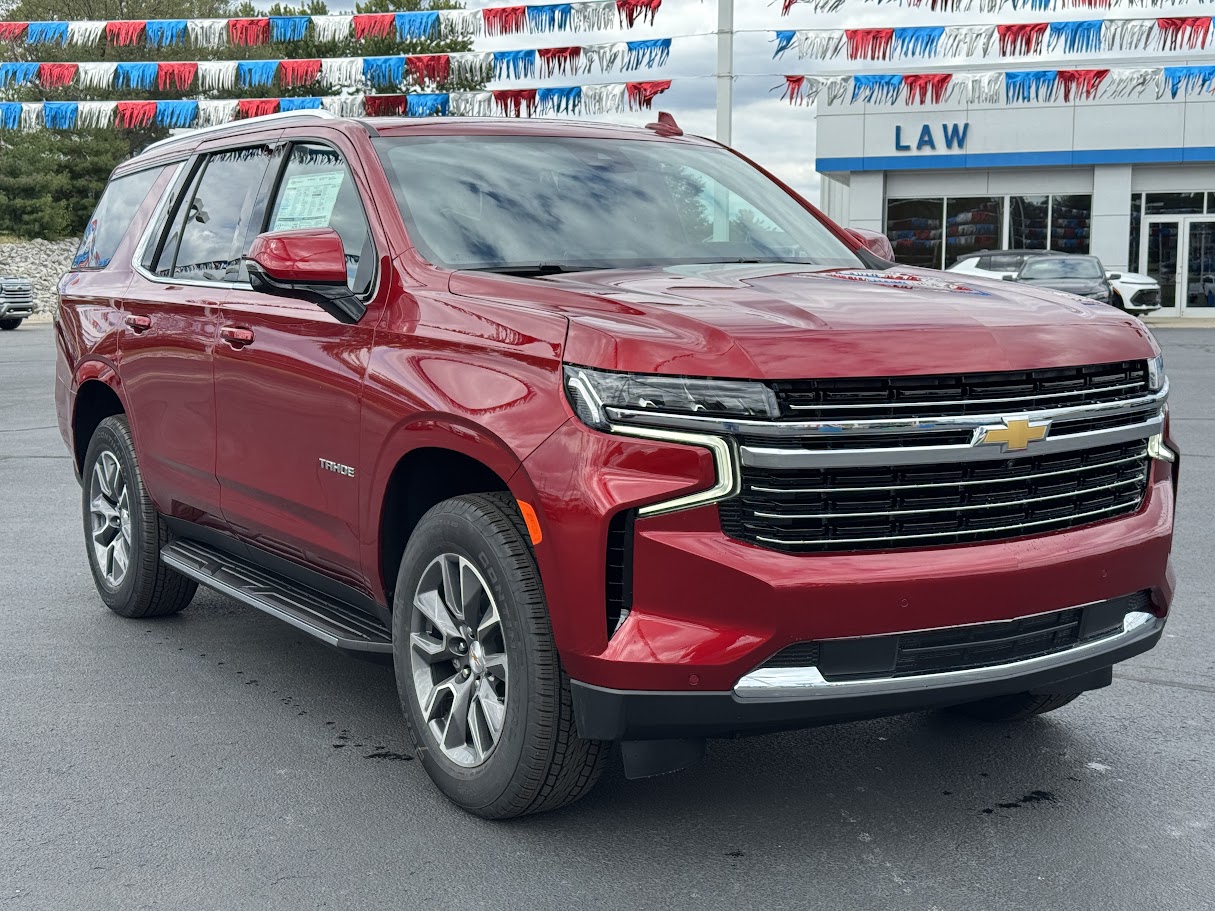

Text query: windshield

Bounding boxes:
[373,136,862,272]
[1020,257,1103,280]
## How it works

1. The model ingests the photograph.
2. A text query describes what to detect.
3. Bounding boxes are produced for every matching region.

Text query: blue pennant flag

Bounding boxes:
[0,102,20,129]
[43,102,78,129]
[407,93,450,117]
[893,26,944,57]
[26,21,68,45]
[538,85,581,114]
[527,4,573,32]
[852,74,903,104]
[773,30,797,57]
[0,62,39,87]
[363,56,406,87]
[279,97,323,111]
[156,100,198,128]
[1163,65,1215,98]
[115,62,158,91]
[1049,20,1102,54]
[625,39,671,70]
[238,60,279,87]
[494,50,536,79]
[270,16,310,42]
[145,20,187,47]
[396,11,439,40]
[1005,70,1058,103]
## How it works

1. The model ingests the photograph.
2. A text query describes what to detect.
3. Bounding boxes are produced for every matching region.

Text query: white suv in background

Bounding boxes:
[947,250,1161,314]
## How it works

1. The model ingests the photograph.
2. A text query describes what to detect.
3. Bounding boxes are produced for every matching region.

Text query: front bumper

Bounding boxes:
[573,608,1165,740]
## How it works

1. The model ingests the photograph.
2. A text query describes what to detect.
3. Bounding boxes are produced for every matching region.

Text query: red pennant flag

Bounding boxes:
[493,88,538,117]
[353,13,396,39]
[278,58,322,88]
[617,0,662,27]
[1056,68,1109,101]
[364,94,408,116]
[116,101,157,129]
[537,47,582,77]
[0,21,27,41]
[228,18,270,46]
[482,7,527,35]
[407,54,451,85]
[1156,17,1211,50]
[38,63,78,87]
[626,80,671,110]
[845,29,895,60]
[903,73,952,105]
[781,0,797,12]
[238,98,279,119]
[783,75,806,104]
[106,20,146,46]
[997,22,1049,55]
[157,62,197,91]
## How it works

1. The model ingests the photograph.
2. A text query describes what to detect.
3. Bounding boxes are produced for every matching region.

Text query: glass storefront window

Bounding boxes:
[1145,192,1204,216]
[1050,195,1091,254]
[1208,193,1215,214]
[944,197,1003,268]
[885,198,943,270]
[1009,196,1048,250]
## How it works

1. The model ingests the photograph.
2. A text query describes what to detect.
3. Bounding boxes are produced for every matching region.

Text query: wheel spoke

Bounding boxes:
[476,598,502,641]
[459,559,485,626]
[440,555,463,621]
[410,631,455,664]
[441,677,474,751]
[111,538,129,581]
[414,589,460,641]
[420,677,457,723]
[90,493,118,523]
[476,679,505,740]
[484,651,508,683]
[468,693,492,761]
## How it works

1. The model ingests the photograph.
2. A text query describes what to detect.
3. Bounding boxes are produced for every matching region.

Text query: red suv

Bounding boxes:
[56,111,1177,818]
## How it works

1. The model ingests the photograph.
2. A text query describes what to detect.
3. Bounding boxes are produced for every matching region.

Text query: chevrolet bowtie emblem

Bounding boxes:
[977,417,1050,451]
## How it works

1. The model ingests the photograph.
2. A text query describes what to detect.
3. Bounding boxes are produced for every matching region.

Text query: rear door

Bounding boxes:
[214,137,382,591]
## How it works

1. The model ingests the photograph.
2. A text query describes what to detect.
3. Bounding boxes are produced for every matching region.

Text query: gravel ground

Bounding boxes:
[0,323,1212,911]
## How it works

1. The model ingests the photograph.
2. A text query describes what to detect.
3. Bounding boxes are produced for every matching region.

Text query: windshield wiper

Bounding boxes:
[464,263,591,277]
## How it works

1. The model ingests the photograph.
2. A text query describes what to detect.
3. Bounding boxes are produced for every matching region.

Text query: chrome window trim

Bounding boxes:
[609,424,740,517]
[733,610,1161,700]
[605,380,1167,439]
[740,414,1163,469]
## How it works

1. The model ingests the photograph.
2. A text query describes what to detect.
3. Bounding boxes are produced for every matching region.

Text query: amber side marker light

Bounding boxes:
[516,500,543,545]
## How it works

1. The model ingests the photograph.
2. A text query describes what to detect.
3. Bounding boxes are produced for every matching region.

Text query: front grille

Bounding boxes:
[1130,289,1160,307]
[1,285,32,311]
[760,591,1150,680]
[770,360,1149,421]
[720,440,1150,553]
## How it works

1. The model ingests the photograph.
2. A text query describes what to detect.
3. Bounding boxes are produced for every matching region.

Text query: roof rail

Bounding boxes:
[140,109,337,155]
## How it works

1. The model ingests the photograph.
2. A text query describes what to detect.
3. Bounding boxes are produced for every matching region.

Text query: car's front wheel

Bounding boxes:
[81,415,196,618]
[392,492,607,818]
[0,318,22,330]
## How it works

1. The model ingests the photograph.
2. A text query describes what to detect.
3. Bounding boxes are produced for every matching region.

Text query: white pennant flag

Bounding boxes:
[197,99,239,128]
[320,57,364,89]
[584,42,628,73]
[438,10,481,39]
[450,52,493,81]
[78,101,115,128]
[796,30,845,60]
[321,94,366,117]
[1105,19,1156,51]
[197,61,238,92]
[311,15,352,43]
[951,72,1003,104]
[78,62,117,89]
[572,1,617,32]
[941,25,995,58]
[66,21,106,47]
[21,103,41,132]
[1103,67,1157,99]
[188,19,229,48]
[449,91,494,116]
[582,83,627,114]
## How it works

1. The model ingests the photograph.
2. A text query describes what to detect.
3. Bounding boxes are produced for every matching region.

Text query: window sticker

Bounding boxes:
[272,171,345,230]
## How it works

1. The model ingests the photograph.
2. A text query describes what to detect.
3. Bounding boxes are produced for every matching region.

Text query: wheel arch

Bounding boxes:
[72,372,126,475]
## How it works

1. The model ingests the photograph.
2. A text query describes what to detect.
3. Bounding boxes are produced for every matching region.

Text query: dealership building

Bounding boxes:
[816,88,1215,317]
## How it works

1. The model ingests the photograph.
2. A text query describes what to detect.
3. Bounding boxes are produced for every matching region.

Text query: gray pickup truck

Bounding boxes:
[0,276,33,330]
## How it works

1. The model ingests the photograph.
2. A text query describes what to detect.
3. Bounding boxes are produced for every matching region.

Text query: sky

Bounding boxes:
[461,0,1215,203]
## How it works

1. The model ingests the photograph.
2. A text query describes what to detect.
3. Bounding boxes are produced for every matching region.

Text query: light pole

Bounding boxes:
[716,0,733,146]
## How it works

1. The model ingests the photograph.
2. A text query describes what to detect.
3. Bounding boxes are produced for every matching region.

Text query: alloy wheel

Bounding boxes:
[89,450,132,588]
[409,553,509,767]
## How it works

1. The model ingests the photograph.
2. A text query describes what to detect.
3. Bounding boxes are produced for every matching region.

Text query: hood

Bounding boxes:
[448,263,1155,380]
[1112,272,1156,286]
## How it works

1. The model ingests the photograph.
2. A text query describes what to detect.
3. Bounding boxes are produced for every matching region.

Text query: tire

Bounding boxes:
[81,415,196,618]
[392,492,607,819]
[0,318,21,330]
[946,691,1081,722]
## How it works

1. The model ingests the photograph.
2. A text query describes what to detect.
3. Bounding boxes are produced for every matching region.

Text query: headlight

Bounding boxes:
[1086,289,1110,302]
[1147,353,1165,391]
[563,365,777,431]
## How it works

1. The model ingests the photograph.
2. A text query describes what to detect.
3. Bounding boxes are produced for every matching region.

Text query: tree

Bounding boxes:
[0,0,480,239]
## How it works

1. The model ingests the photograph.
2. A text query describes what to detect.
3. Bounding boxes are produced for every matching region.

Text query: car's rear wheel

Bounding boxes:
[392,492,607,819]
[946,691,1081,722]
[0,318,21,330]
[81,415,196,618]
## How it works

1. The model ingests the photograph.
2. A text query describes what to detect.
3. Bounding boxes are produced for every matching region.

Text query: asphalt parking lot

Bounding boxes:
[1,321,1212,911]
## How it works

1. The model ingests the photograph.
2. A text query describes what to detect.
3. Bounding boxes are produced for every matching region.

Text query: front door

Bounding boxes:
[1183,218,1215,313]
[214,140,381,592]
[1141,215,1215,315]
[1141,216,1182,314]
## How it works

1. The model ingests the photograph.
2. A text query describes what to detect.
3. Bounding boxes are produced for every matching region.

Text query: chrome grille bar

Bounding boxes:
[784,380,1146,412]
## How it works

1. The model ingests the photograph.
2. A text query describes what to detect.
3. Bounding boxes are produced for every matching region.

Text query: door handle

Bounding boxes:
[124,314,152,333]
[220,326,255,348]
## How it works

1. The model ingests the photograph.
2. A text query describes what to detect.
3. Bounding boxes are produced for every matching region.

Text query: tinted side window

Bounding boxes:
[73,167,165,270]
[267,143,374,295]
[173,147,277,282]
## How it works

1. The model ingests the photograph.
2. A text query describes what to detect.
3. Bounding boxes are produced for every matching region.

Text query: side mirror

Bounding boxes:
[846,228,895,262]
[1002,274,1016,281]
[245,228,365,324]
[1107,273,1122,281]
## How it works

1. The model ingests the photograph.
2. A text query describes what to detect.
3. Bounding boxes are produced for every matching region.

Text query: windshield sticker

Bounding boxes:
[271,172,344,230]
[821,270,991,296]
